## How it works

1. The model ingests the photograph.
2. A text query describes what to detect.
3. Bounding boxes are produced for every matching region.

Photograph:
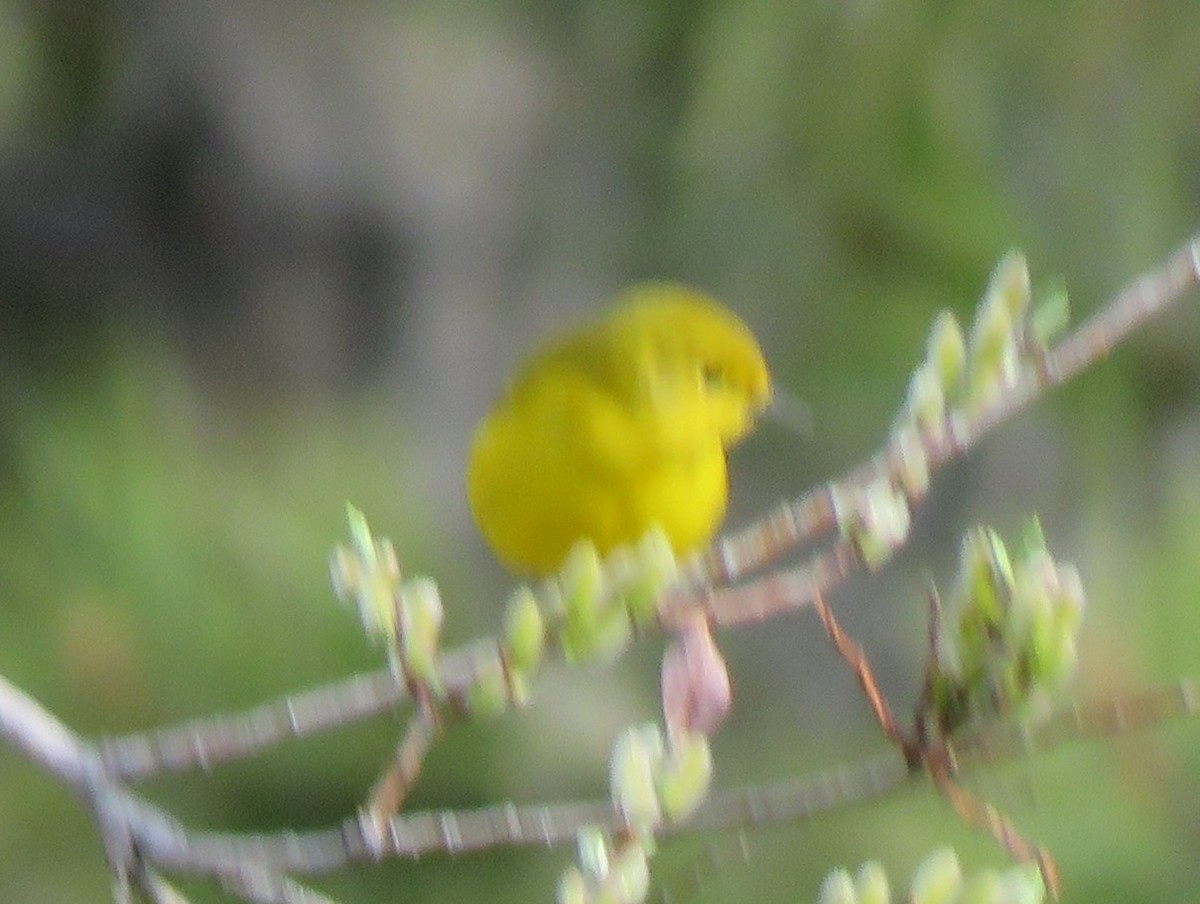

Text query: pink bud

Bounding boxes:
[661,615,732,736]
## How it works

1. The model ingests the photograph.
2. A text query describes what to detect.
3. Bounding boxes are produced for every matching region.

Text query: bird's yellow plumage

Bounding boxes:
[467,283,771,575]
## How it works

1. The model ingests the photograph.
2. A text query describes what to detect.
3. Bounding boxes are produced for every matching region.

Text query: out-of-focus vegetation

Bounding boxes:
[1,2,1198,902]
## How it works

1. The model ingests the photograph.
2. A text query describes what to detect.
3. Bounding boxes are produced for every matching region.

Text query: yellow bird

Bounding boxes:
[467,283,771,576]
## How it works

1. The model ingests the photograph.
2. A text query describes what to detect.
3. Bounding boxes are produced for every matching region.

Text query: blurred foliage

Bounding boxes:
[0,1,1198,902]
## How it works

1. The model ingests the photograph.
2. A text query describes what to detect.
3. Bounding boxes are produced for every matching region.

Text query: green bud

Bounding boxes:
[958,529,1008,645]
[658,731,713,822]
[1028,623,1077,687]
[508,669,533,708]
[855,482,912,570]
[345,502,375,559]
[908,847,962,904]
[996,864,1045,904]
[562,603,633,664]
[609,724,665,832]
[603,544,637,595]
[1030,281,1070,349]
[638,524,677,580]
[1016,515,1047,559]
[399,577,443,685]
[372,575,401,644]
[855,860,890,904]
[558,625,587,664]
[556,865,589,904]
[989,251,1032,319]
[1020,557,1084,689]
[378,539,401,581]
[1007,551,1052,643]
[539,579,566,618]
[576,826,610,882]
[931,526,1030,725]
[892,426,929,500]
[557,540,632,664]
[467,666,509,719]
[503,585,545,672]
[968,297,1014,393]
[834,482,911,571]
[561,540,607,625]
[332,510,405,642]
[607,841,651,904]
[968,253,1028,410]
[905,363,946,431]
[618,526,678,626]
[985,528,1015,592]
[927,310,967,403]
[340,563,399,642]
[817,868,858,904]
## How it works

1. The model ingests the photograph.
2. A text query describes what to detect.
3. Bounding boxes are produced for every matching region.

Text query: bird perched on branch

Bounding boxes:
[467,283,771,575]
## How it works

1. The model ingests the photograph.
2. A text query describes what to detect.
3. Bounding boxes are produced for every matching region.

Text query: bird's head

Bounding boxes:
[611,283,771,444]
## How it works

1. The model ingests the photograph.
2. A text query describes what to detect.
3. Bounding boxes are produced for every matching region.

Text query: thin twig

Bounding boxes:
[811,591,913,757]
[930,758,1060,899]
[814,584,1055,890]
[360,712,439,850]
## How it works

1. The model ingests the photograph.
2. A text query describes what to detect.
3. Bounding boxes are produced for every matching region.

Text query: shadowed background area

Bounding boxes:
[1,2,1199,901]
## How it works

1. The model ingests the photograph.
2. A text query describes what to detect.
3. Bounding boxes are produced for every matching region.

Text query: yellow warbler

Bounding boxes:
[467,283,771,576]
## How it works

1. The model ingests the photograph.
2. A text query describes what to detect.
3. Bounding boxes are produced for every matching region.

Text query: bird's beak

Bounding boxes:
[763,386,813,438]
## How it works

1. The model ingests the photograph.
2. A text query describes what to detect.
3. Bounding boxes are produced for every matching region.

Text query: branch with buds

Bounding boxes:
[1,233,1198,904]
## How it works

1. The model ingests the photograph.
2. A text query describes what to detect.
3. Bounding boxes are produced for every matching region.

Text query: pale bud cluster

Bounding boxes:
[817,848,1044,904]
[928,519,1086,731]
[966,252,1031,412]
[331,509,685,720]
[330,510,712,904]
[899,250,1071,433]
[609,723,714,833]
[543,527,679,664]
[548,535,723,904]
[556,827,651,904]
[872,253,1071,574]
[555,724,714,904]
[330,504,403,643]
[330,504,446,691]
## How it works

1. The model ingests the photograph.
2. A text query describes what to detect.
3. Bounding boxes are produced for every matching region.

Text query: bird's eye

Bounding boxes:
[700,362,726,389]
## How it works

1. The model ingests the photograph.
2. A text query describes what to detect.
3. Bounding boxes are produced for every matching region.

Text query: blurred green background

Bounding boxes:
[1,1,1198,901]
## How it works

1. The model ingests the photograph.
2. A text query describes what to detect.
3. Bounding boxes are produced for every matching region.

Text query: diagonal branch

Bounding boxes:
[3,668,1199,898]
[0,670,96,795]
[100,668,404,781]
[675,231,1200,609]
